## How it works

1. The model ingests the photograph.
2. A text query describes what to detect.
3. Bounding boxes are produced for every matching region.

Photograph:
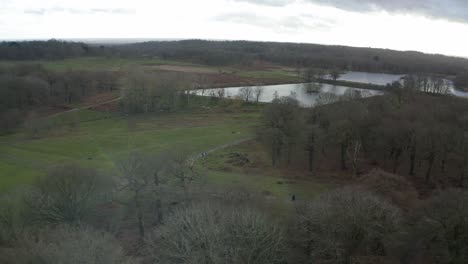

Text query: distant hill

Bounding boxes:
[1,39,468,77]
[117,39,468,76]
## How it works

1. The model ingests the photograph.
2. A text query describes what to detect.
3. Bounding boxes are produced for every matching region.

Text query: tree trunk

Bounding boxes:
[153,172,162,225]
[135,191,145,237]
[392,147,402,174]
[155,198,162,225]
[272,144,277,167]
[340,142,347,170]
[409,144,416,176]
[308,147,314,172]
[459,167,466,188]
[425,153,435,183]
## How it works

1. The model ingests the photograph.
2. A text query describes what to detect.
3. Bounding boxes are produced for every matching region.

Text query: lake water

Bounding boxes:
[336,71,405,86]
[193,83,383,107]
[192,71,468,106]
[337,71,468,98]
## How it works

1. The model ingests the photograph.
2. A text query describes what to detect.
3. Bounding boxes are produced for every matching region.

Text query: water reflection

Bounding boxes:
[192,83,383,107]
[337,71,405,86]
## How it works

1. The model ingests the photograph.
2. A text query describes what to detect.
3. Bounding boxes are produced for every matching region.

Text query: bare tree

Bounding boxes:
[238,86,254,102]
[254,86,264,103]
[405,189,468,264]
[167,150,198,196]
[1,225,136,264]
[146,202,285,264]
[258,97,302,167]
[296,186,401,264]
[26,164,113,226]
[329,68,342,81]
[216,88,225,98]
[118,152,166,237]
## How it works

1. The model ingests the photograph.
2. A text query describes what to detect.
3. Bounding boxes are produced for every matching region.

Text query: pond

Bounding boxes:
[192,71,468,107]
[192,83,383,107]
[336,71,405,86]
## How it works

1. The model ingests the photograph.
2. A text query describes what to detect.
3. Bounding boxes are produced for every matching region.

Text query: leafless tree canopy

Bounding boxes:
[0,225,136,264]
[146,202,285,264]
[296,186,402,264]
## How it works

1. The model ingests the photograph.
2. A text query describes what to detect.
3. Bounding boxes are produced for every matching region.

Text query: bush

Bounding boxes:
[146,202,285,264]
[405,189,468,264]
[296,186,402,264]
[0,188,33,245]
[358,169,419,208]
[26,164,114,225]
[0,225,136,264]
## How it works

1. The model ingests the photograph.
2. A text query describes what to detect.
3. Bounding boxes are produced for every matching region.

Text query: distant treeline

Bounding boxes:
[118,40,468,75]
[0,64,119,132]
[2,39,468,88]
[0,39,109,60]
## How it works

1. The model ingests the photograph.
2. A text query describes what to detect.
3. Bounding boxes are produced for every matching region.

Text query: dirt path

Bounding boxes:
[48,97,122,118]
[188,137,253,166]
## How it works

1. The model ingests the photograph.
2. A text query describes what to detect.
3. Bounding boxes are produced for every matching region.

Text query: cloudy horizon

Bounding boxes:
[1,0,468,57]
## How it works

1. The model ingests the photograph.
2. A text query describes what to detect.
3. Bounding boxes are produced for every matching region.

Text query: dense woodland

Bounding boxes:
[0,64,119,133]
[0,39,108,60]
[259,87,468,189]
[118,40,468,78]
[2,40,468,88]
[2,40,468,263]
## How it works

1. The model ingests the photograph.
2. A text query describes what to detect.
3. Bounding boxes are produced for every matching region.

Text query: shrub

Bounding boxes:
[146,202,285,264]
[26,164,114,225]
[296,186,402,264]
[405,189,468,264]
[358,169,419,208]
[0,225,136,264]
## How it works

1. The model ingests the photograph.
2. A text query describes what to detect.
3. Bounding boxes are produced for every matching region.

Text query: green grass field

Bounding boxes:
[0,57,197,72]
[0,108,259,192]
[236,69,300,81]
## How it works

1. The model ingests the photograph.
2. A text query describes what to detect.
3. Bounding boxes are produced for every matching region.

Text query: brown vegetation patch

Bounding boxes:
[81,92,119,106]
[358,169,419,208]
[149,64,219,74]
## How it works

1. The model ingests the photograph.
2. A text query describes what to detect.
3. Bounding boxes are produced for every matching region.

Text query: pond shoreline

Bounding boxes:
[201,78,387,91]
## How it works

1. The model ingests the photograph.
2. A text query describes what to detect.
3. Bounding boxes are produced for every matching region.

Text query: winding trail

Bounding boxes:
[188,137,254,166]
[48,97,122,118]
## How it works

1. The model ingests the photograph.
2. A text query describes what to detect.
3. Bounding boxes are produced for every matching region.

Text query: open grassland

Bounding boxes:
[198,140,335,202]
[0,105,332,202]
[0,108,259,192]
[0,57,197,72]
[1,57,302,85]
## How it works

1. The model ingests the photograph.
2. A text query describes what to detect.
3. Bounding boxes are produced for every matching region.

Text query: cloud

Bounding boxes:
[214,12,333,32]
[23,7,135,16]
[233,0,295,7]
[307,0,468,23]
[24,8,46,15]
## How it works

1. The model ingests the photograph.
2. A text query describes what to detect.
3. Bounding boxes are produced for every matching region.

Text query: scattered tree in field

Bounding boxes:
[238,86,254,102]
[329,68,342,81]
[117,151,173,236]
[167,149,198,195]
[121,70,189,114]
[216,88,225,98]
[27,164,113,225]
[296,186,401,264]
[146,202,285,264]
[254,85,264,103]
[258,96,302,167]
[0,188,32,245]
[0,225,136,264]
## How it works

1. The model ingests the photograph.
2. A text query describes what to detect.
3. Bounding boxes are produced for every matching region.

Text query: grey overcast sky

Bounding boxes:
[1,0,468,57]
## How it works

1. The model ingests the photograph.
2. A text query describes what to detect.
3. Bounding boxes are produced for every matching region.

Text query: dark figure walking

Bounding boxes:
[291,194,296,202]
